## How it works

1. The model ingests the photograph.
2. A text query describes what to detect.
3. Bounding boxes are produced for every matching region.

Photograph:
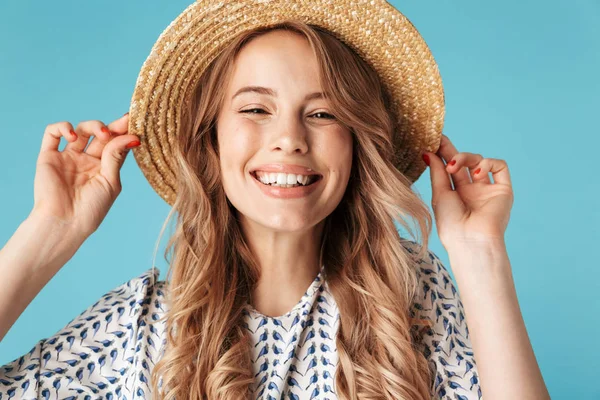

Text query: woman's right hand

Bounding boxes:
[30,113,141,239]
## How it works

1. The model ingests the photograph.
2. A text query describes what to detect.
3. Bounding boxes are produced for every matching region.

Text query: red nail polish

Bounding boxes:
[69,129,78,139]
[126,140,141,149]
[449,160,456,166]
[474,168,481,175]
[101,127,110,134]
[422,153,430,166]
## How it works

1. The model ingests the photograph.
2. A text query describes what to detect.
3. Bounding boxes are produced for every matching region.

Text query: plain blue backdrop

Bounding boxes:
[0,1,598,398]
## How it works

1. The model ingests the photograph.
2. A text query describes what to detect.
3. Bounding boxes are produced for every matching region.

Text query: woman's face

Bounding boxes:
[216,30,353,234]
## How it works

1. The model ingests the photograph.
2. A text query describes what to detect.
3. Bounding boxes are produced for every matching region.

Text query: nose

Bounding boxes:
[269,118,309,155]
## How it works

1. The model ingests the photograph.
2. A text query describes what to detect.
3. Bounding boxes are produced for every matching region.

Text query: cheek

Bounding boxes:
[218,126,258,169]
[318,130,353,175]
[217,125,263,198]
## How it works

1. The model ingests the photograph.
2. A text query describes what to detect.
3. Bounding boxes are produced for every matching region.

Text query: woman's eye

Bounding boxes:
[240,108,267,115]
[312,112,335,120]
[240,108,335,119]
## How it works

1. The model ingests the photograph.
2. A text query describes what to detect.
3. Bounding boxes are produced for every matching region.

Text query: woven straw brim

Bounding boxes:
[129,0,444,206]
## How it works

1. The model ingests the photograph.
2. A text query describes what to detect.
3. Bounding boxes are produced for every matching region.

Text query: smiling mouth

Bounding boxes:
[250,172,322,187]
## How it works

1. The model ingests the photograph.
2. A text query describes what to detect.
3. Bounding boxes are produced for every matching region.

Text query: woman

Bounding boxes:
[0,5,549,400]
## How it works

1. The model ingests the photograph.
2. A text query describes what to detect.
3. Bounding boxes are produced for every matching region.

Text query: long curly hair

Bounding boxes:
[149,20,436,399]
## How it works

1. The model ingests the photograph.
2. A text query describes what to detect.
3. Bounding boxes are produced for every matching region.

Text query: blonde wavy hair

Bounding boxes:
[149,20,436,400]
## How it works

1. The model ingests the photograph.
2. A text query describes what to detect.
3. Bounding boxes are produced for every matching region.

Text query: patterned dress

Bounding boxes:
[0,240,482,399]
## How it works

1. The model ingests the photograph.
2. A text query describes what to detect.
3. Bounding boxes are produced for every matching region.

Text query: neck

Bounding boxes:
[239,217,325,317]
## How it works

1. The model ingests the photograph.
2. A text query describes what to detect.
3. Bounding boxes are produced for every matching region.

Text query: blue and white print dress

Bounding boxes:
[0,240,482,399]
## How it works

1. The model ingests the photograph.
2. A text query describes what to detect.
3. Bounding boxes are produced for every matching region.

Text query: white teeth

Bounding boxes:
[277,173,287,185]
[254,171,317,187]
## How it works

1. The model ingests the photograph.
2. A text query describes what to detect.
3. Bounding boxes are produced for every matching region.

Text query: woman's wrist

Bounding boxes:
[22,210,87,272]
[445,239,511,283]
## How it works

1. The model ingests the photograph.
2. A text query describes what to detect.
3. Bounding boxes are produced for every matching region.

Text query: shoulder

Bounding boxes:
[107,267,167,312]
[400,238,456,296]
[0,267,168,398]
[68,267,168,335]
[400,239,482,399]
[399,238,463,332]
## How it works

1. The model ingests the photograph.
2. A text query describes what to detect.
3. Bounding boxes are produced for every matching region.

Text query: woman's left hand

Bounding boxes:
[422,134,514,249]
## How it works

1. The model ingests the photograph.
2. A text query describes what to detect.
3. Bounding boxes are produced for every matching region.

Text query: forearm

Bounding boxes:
[447,241,550,400]
[0,213,84,342]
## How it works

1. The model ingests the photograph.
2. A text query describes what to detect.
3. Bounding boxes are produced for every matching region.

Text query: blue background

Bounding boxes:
[0,1,598,398]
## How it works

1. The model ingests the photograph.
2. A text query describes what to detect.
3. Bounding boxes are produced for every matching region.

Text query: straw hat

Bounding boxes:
[128,0,444,206]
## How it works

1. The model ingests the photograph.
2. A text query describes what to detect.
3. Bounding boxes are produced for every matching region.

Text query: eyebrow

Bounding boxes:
[232,86,325,101]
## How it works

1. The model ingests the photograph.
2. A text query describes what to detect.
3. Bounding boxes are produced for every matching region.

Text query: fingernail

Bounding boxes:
[123,112,129,117]
[126,140,141,149]
[473,168,481,175]
[448,160,456,166]
[69,129,78,139]
[422,153,430,166]
[101,127,111,134]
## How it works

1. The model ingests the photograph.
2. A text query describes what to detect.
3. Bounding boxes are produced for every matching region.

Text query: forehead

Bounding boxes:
[227,31,321,92]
